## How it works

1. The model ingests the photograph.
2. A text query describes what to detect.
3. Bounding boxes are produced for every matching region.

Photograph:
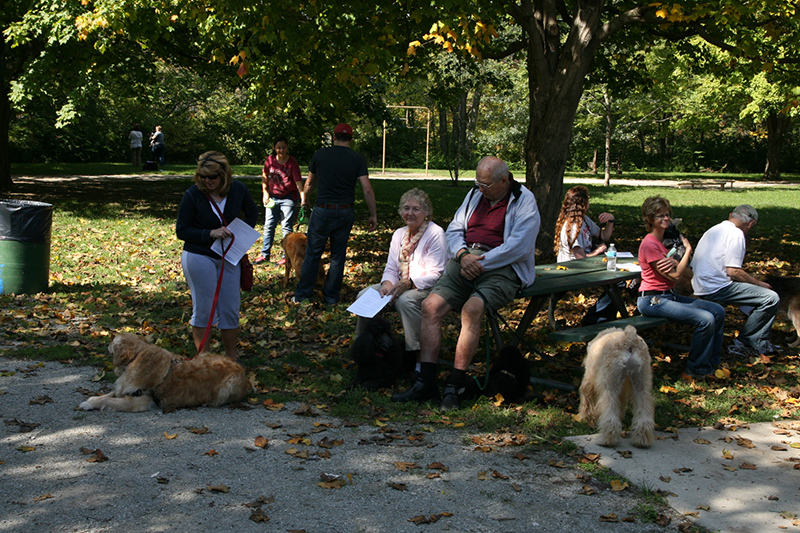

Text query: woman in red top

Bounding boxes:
[637,196,725,381]
[255,137,304,265]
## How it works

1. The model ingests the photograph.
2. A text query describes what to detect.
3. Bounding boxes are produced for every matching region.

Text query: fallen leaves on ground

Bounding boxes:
[206,484,230,493]
[254,436,268,448]
[394,461,419,472]
[408,513,453,525]
[80,447,108,462]
[610,479,628,491]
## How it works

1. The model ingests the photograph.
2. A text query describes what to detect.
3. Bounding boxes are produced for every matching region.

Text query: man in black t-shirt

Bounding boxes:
[293,123,378,305]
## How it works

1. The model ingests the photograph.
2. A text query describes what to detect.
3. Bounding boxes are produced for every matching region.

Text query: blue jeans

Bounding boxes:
[638,293,725,376]
[294,206,354,304]
[261,198,297,257]
[703,282,779,353]
[152,143,165,166]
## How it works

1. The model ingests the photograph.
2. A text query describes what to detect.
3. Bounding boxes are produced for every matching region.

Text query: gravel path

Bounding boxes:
[0,358,682,532]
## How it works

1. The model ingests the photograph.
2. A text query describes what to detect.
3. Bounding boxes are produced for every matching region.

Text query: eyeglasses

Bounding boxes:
[655,213,671,219]
[201,175,220,181]
[474,179,498,191]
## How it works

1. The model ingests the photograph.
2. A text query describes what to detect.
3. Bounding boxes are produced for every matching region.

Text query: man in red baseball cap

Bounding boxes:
[333,123,353,136]
[293,123,378,305]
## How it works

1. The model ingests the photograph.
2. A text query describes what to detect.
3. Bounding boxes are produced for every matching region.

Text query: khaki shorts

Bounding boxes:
[430,250,521,312]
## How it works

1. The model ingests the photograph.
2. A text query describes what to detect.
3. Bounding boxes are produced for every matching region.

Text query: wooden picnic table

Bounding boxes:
[488,255,644,349]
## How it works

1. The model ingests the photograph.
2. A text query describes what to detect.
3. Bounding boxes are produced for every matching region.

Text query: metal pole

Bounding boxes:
[381,120,387,174]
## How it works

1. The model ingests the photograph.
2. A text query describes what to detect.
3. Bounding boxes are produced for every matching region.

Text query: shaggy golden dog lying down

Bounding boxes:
[80,333,252,412]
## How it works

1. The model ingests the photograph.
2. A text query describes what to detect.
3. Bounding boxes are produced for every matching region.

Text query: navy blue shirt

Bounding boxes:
[308,145,368,204]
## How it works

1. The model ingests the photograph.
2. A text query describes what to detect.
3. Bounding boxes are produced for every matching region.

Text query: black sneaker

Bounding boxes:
[440,384,461,412]
[391,374,438,403]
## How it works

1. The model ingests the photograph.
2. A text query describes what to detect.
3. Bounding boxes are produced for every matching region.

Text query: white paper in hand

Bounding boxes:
[211,218,261,266]
[346,288,393,318]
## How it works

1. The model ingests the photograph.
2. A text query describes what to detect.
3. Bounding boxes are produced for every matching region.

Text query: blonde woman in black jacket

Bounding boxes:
[176,151,258,359]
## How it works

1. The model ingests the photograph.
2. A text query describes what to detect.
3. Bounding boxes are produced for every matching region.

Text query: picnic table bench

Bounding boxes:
[546,315,668,343]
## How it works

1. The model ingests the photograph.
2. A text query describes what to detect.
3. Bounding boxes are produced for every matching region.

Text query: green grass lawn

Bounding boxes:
[2,170,800,445]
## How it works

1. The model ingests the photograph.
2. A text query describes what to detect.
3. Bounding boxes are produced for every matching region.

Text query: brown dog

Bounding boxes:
[765,276,800,347]
[282,232,325,287]
[79,333,252,412]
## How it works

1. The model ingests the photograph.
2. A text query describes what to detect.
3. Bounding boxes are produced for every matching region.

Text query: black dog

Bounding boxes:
[662,218,686,261]
[350,317,406,390]
[462,346,530,404]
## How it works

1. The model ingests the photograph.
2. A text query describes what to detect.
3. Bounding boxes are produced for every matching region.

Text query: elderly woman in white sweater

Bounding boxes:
[355,188,448,357]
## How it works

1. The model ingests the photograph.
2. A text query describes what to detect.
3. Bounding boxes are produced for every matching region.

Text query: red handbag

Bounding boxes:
[240,254,254,291]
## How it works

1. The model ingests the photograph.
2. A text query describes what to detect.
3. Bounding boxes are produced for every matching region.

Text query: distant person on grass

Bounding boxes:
[255,136,304,266]
[292,123,377,305]
[691,205,780,357]
[176,151,258,360]
[392,156,540,411]
[636,196,725,382]
[150,125,165,167]
[129,124,143,168]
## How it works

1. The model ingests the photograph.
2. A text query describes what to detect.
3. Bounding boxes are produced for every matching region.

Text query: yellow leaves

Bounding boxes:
[722,448,734,460]
[610,479,629,491]
[715,367,731,379]
[164,432,177,440]
[263,398,284,411]
[660,385,678,394]
[17,445,36,452]
[285,448,309,459]
[33,493,54,502]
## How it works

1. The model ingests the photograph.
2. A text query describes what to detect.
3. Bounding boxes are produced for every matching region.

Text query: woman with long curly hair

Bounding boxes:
[553,186,617,325]
[553,186,614,261]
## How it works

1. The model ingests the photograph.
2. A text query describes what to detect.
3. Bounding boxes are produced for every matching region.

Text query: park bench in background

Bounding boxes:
[677,178,734,190]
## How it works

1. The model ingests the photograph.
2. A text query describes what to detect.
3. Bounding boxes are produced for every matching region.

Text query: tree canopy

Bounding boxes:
[4,0,799,245]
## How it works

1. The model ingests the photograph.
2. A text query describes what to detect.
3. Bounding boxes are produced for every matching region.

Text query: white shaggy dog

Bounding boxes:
[578,325,655,448]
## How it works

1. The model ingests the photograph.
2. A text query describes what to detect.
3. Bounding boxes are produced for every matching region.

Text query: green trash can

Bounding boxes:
[0,199,53,294]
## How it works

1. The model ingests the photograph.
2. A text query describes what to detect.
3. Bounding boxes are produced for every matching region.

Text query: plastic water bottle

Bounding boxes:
[607,243,617,271]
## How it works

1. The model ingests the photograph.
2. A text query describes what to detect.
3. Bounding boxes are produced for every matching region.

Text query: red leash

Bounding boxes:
[197,196,234,356]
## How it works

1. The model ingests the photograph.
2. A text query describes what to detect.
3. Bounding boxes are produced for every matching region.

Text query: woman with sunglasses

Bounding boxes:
[637,196,725,381]
[176,151,258,360]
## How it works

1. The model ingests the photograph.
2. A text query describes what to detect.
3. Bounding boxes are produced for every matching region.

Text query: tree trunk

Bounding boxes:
[590,150,598,174]
[764,111,789,179]
[514,0,606,256]
[0,32,14,192]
